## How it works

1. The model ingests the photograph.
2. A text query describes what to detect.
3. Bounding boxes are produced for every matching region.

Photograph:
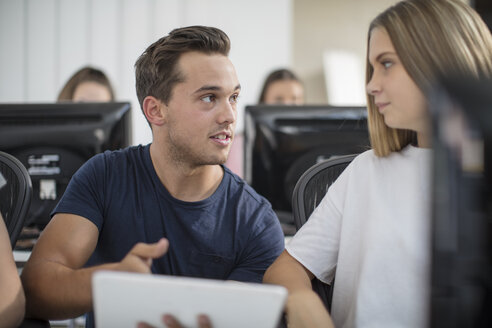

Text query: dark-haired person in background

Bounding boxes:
[57,66,115,102]
[15,66,117,250]
[21,26,284,327]
[225,68,305,177]
[258,68,304,105]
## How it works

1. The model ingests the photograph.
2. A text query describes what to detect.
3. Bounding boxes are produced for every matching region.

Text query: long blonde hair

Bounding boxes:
[366,0,492,157]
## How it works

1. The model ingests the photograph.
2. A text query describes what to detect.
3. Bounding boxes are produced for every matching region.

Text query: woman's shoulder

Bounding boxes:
[352,145,430,163]
[349,148,379,168]
[349,145,431,176]
[328,149,378,183]
[347,148,400,178]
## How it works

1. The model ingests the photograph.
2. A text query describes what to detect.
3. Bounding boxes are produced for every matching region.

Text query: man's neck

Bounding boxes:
[149,143,224,202]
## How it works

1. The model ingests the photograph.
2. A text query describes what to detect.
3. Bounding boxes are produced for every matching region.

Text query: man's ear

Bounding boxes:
[143,96,166,126]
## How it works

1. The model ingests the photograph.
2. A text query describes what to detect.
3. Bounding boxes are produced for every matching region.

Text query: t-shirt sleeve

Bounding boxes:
[227,205,285,283]
[285,162,350,285]
[51,153,106,230]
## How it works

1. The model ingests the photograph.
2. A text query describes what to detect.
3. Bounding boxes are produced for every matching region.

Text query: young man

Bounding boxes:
[21,26,284,327]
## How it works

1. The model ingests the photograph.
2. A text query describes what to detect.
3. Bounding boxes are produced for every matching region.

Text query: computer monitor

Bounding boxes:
[0,102,132,229]
[430,77,492,327]
[243,105,370,221]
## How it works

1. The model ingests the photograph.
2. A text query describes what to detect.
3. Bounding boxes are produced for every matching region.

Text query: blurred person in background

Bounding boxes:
[226,68,305,177]
[258,68,304,105]
[57,66,115,102]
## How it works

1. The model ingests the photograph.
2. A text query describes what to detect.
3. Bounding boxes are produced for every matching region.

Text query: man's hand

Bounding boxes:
[137,314,212,328]
[117,238,169,273]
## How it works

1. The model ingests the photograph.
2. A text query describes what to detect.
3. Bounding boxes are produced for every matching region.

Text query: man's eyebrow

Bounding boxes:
[193,85,220,94]
[193,84,241,94]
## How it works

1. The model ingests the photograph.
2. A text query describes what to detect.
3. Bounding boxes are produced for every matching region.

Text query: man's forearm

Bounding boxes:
[21,260,118,320]
[21,238,168,320]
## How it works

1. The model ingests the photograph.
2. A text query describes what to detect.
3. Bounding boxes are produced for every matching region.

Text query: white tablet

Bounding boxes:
[92,271,287,328]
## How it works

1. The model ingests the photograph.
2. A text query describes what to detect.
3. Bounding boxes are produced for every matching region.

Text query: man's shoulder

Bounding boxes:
[74,145,149,183]
[101,144,147,160]
[88,144,148,166]
[223,166,269,206]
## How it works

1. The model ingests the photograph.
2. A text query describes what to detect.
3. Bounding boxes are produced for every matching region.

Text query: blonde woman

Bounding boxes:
[263,1,492,327]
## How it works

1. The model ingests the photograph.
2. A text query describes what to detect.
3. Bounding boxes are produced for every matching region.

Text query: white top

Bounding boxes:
[286,145,432,328]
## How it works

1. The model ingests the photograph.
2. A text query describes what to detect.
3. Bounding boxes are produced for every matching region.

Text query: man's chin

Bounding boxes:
[196,149,230,166]
[214,157,228,165]
[198,157,228,166]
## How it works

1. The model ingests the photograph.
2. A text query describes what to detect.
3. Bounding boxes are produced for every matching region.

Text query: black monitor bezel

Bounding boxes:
[243,104,370,214]
[0,102,132,228]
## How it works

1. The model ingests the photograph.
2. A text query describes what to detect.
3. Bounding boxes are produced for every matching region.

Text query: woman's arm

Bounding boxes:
[0,214,25,328]
[263,250,334,328]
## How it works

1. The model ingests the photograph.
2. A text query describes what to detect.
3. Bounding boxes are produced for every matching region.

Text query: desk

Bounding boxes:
[14,249,30,262]
[14,250,30,275]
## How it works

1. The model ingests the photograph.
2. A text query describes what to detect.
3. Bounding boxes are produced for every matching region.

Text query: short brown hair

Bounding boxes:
[134,25,230,117]
[57,66,114,101]
[366,0,492,156]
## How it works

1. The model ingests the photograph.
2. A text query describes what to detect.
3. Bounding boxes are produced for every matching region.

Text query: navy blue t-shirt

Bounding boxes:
[52,144,284,327]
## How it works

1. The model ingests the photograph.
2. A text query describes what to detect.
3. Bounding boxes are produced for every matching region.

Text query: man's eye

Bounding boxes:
[202,95,215,103]
[230,94,240,104]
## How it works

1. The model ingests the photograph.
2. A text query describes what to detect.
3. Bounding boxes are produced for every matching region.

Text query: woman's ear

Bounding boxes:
[143,96,166,126]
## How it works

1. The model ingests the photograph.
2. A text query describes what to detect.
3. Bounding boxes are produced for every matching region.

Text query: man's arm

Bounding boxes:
[0,215,25,328]
[263,250,334,328]
[227,206,285,282]
[21,213,169,320]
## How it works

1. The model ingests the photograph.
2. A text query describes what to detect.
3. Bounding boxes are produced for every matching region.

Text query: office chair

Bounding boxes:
[0,151,32,248]
[0,153,51,327]
[291,154,357,311]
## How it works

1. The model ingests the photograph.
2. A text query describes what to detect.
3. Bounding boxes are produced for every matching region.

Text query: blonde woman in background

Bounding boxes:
[264,0,492,327]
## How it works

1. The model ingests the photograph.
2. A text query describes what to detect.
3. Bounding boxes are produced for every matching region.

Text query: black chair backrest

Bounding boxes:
[292,154,357,230]
[0,151,32,248]
[291,154,357,311]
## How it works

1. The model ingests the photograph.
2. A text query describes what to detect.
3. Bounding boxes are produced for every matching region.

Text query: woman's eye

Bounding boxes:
[202,95,215,103]
[382,61,393,69]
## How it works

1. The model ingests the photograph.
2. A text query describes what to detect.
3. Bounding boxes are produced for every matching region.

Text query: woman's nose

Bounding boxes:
[366,72,380,95]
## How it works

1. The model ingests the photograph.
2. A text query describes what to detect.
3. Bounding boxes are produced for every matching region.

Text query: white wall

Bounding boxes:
[293,0,400,104]
[0,0,292,145]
